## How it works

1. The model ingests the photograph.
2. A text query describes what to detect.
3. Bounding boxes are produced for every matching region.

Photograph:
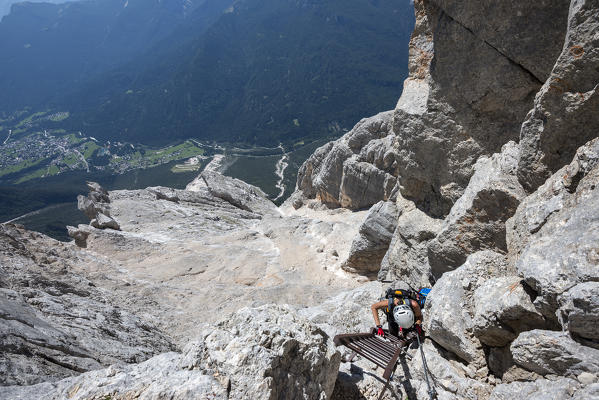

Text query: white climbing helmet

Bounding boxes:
[393,304,414,329]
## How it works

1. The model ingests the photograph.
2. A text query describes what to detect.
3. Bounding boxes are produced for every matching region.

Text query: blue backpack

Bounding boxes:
[417,288,431,308]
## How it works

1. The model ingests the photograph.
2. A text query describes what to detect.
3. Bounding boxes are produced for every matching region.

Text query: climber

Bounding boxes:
[371,291,423,339]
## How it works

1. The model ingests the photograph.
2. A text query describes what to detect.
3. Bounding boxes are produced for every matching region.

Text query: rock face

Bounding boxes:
[392,0,565,217]
[192,305,340,400]
[472,277,545,347]
[558,282,599,343]
[295,111,398,210]
[428,142,526,276]
[4,1,599,399]
[489,378,589,400]
[507,137,599,264]
[342,201,399,276]
[518,0,599,192]
[512,149,599,325]
[378,196,442,288]
[1,305,340,400]
[0,224,173,386]
[424,251,511,367]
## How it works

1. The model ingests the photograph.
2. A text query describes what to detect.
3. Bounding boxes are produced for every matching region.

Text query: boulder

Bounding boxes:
[558,282,599,342]
[518,0,599,191]
[394,0,547,217]
[186,170,278,216]
[486,345,540,382]
[298,281,384,341]
[511,330,599,377]
[472,277,545,347]
[90,212,120,230]
[378,197,442,288]
[86,181,110,203]
[148,186,180,202]
[66,225,90,248]
[189,305,340,400]
[342,201,399,276]
[424,251,510,366]
[489,378,584,400]
[406,341,493,400]
[514,161,599,323]
[428,142,526,277]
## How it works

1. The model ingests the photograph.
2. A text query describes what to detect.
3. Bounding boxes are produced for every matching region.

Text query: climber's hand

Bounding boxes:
[376,325,385,337]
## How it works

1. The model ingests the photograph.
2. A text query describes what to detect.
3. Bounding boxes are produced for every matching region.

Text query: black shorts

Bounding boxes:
[389,321,400,337]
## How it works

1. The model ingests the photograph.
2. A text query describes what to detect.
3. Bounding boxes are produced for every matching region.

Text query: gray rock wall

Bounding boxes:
[1,305,340,400]
[393,0,563,217]
[0,224,173,386]
[427,142,526,277]
[518,0,599,191]
[378,195,442,288]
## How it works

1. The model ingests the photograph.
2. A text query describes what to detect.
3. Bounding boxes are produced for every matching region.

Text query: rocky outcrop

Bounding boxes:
[518,0,599,191]
[76,181,120,231]
[507,137,599,264]
[472,277,545,347]
[186,305,340,400]
[428,142,526,276]
[186,170,278,216]
[298,282,384,340]
[392,0,564,217]
[0,352,230,400]
[294,111,398,210]
[489,378,592,400]
[512,151,599,326]
[511,330,599,377]
[424,251,511,367]
[0,305,340,400]
[378,196,442,288]
[558,282,599,343]
[0,224,173,386]
[342,201,398,276]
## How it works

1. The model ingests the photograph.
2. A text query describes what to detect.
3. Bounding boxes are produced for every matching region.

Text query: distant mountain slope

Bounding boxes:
[0,0,218,111]
[66,0,415,146]
[0,0,79,18]
[0,0,414,147]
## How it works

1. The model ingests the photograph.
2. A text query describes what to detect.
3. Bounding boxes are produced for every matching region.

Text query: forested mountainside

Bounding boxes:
[0,0,415,146]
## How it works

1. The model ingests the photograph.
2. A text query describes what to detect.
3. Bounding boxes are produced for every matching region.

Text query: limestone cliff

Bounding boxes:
[290,0,599,398]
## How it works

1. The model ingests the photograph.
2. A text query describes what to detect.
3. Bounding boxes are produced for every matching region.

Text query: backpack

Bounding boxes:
[385,287,431,309]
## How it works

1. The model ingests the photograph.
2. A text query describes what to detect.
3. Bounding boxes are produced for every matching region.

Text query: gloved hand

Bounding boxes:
[376,325,385,337]
[415,323,424,337]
